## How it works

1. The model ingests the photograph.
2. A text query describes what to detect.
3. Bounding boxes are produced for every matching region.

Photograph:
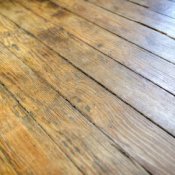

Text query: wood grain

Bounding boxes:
[86,0,175,39]
[14,0,175,96]
[0,9,175,175]
[1,1,175,175]
[0,85,82,175]
[1,0,175,136]
[50,0,175,63]
[130,0,175,19]
[0,43,150,175]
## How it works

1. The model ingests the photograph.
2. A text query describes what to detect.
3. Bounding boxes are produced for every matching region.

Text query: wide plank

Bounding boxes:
[0,43,149,175]
[1,1,175,136]
[13,0,175,96]
[1,12,175,175]
[130,0,175,19]
[0,85,82,175]
[48,0,175,63]
[86,0,175,39]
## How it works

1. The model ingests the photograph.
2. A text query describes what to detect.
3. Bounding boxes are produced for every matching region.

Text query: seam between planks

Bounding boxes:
[13,2,175,95]
[1,12,175,140]
[0,48,153,175]
[45,0,175,65]
[127,0,149,8]
[0,82,86,175]
[16,0,175,66]
[69,30,175,97]
[127,0,175,19]
[85,0,175,40]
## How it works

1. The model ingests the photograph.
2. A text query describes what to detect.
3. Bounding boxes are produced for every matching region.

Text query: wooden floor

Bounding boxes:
[0,0,175,174]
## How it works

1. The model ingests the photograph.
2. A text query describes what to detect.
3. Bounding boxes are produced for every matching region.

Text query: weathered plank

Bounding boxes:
[14,0,175,96]
[1,11,175,175]
[0,85,82,175]
[130,0,175,19]
[86,0,175,39]
[1,0,175,136]
[0,43,149,175]
[48,0,175,63]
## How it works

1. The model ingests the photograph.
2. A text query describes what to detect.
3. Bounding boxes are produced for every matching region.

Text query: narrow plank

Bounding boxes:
[0,85,82,175]
[1,1,175,136]
[14,0,175,96]
[130,0,175,19]
[0,44,148,175]
[86,0,175,39]
[49,0,175,63]
[1,12,175,175]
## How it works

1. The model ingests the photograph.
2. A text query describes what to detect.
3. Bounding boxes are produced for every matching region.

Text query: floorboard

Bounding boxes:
[0,0,175,175]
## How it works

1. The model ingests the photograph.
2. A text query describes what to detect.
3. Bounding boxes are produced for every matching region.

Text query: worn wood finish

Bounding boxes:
[1,0,175,175]
[14,0,175,96]
[0,44,151,175]
[1,5,175,175]
[86,0,175,39]
[49,0,175,63]
[130,0,175,19]
[0,84,82,175]
[1,0,175,136]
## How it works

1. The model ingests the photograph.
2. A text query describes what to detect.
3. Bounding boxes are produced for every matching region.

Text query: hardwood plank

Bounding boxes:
[49,0,175,63]
[1,0,175,136]
[0,44,149,175]
[1,11,175,175]
[129,0,175,19]
[0,85,82,175]
[86,0,175,39]
[14,0,175,96]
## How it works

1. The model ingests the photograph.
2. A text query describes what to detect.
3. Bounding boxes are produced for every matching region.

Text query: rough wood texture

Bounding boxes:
[0,83,82,175]
[50,0,175,63]
[0,44,150,175]
[2,0,175,137]
[0,0,175,175]
[16,0,175,95]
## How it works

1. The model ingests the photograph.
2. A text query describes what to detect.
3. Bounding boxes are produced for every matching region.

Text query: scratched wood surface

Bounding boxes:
[0,0,175,175]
